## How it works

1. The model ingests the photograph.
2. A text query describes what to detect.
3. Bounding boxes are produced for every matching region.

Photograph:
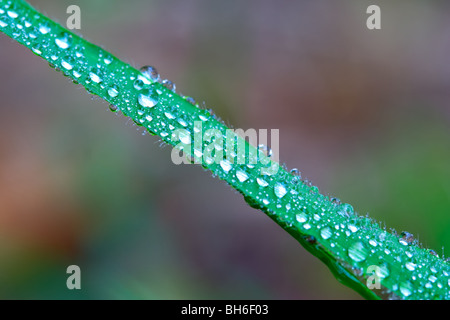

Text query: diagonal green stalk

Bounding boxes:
[1,0,449,300]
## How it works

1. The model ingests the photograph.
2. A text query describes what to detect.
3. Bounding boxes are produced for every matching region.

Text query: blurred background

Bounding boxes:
[0,0,449,299]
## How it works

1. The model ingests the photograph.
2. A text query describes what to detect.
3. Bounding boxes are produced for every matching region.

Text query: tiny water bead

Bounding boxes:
[109,104,118,112]
[296,212,308,223]
[61,56,75,70]
[258,144,272,157]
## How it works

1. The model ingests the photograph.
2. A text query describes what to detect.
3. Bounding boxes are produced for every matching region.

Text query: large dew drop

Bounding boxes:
[220,159,232,173]
[236,170,249,183]
[55,33,72,49]
[348,242,368,262]
[138,89,158,108]
[274,183,287,198]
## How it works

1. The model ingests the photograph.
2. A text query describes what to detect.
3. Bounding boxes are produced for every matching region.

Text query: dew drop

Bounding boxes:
[138,89,159,108]
[178,130,191,145]
[220,159,232,173]
[274,183,287,199]
[236,170,249,183]
[109,104,118,112]
[296,213,308,223]
[89,69,102,83]
[108,85,119,98]
[139,65,160,82]
[0,20,7,28]
[258,144,272,157]
[55,33,72,49]
[399,281,412,297]
[348,242,368,262]
[256,178,268,187]
[320,227,332,240]
[164,112,175,120]
[7,10,18,18]
[61,56,75,70]
[162,79,176,92]
[405,262,416,271]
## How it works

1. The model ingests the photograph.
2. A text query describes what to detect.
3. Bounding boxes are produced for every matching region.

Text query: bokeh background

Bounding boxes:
[0,0,449,299]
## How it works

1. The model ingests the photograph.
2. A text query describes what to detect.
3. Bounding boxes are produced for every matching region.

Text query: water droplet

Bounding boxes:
[0,20,7,28]
[139,65,160,82]
[108,85,119,98]
[61,56,75,70]
[256,178,268,187]
[55,33,72,49]
[338,203,354,217]
[236,170,249,183]
[405,262,416,271]
[274,183,287,198]
[178,130,191,145]
[296,213,308,223]
[400,231,414,245]
[103,56,113,65]
[184,96,196,105]
[262,199,269,205]
[369,239,377,247]
[303,223,311,230]
[258,144,272,157]
[109,104,118,112]
[348,242,368,262]
[89,69,102,83]
[162,79,176,92]
[220,159,232,172]
[164,112,175,120]
[348,224,359,233]
[320,227,332,240]
[399,281,412,297]
[428,275,437,283]
[7,11,18,19]
[138,89,159,108]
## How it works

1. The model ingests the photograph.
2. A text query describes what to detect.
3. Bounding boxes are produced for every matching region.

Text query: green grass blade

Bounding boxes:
[1,0,449,300]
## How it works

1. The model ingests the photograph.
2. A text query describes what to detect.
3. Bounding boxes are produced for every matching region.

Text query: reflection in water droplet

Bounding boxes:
[348,242,368,262]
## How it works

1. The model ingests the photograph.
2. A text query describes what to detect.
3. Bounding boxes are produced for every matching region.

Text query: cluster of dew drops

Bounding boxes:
[1,1,449,299]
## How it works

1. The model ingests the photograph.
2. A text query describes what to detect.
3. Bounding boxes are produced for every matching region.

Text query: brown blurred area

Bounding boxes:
[0,0,449,299]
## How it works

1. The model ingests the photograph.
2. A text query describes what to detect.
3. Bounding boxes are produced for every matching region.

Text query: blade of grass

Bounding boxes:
[1,0,449,299]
